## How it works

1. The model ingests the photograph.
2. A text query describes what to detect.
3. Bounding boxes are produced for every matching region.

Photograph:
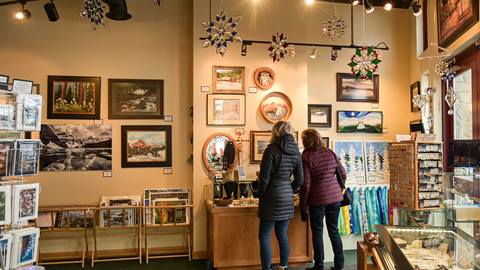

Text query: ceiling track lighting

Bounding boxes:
[241,42,248,56]
[44,0,59,22]
[102,0,132,21]
[15,1,31,21]
[309,47,317,59]
[331,48,338,61]
[364,0,374,13]
[411,1,422,16]
[384,2,392,11]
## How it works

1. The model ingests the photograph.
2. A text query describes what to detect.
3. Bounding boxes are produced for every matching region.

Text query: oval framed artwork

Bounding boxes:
[259,92,293,124]
[202,133,236,175]
[253,67,275,90]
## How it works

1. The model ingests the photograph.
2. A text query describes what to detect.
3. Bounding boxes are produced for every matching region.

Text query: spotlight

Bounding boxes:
[305,0,314,5]
[411,1,422,16]
[103,0,132,21]
[384,2,392,11]
[15,2,31,21]
[331,48,338,61]
[44,0,59,22]
[241,42,247,56]
[309,48,317,59]
[352,0,360,5]
[364,0,374,13]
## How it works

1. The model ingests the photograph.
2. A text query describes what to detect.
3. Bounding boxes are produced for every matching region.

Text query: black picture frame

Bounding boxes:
[108,79,164,119]
[121,125,172,168]
[410,81,420,112]
[437,0,479,48]
[47,75,101,119]
[0,74,9,84]
[336,73,379,103]
[337,110,383,134]
[308,104,332,128]
[12,79,33,94]
[322,137,330,148]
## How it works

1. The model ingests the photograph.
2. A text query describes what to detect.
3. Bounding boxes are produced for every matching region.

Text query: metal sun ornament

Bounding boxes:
[348,46,382,80]
[322,15,346,41]
[268,33,292,62]
[434,60,449,77]
[202,10,242,56]
[80,0,106,30]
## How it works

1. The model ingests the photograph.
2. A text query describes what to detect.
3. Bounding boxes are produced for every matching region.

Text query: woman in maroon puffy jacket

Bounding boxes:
[300,129,347,270]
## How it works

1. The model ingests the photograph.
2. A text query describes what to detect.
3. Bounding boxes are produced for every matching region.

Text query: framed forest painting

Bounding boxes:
[437,0,479,47]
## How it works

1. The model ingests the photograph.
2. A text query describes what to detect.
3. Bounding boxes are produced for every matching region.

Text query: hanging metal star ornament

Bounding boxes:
[348,46,382,80]
[444,86,457,115]
[268,33,289,62]
[434,60,449,77]
[80,0,106,30]
[202,10,242,56]
[322,15,346,41]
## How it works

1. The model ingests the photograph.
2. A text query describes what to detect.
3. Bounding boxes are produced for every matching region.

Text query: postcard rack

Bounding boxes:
[142,204,194,263]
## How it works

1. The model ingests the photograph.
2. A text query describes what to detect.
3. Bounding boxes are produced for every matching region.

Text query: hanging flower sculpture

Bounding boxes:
[268,33,290,62]
[434,60,449,77]
[322,15,346,41]
[202,10,242,56]
[80,0,106,30]
[348,46,382,80]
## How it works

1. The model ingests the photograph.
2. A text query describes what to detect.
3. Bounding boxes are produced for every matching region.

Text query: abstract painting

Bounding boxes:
[12,183,39,223]
[260,92,293,124]
[40,124,112,171]
[437,0,479,47]
[333,141,366,184]
[212,66,245,94]
[337,111,383,133]
[108,79,164,119]
[364,141,390,183]
[207,94,245,126]
[11,227,40,268]
[336,73,379,103]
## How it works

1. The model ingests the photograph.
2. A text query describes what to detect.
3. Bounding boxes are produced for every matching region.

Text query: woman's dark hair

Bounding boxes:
[301,129,325,151]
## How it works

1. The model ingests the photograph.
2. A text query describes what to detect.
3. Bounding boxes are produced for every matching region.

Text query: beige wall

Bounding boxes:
[193,0,414,255]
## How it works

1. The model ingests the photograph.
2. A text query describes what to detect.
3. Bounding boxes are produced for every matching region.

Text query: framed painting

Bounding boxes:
[253,67,275,90]
[322,136,330,148]
[153,198,189,225]
[13,140,41,176]
[308,104,332,127]
[259,92,293,124]
[437,0,479,48]
[212,66,245,94]
[121,125,172,168]
[364,141,390,183]
[12,183,39,223]
[410,81,420,112]
[250,131,272,164]
[207,94,245,126]
[336,73,379,103]
[333,140,366,184]
[0,94,16,130]
[12,79,33,94]
[11,227,40,268]
[0,74,9,84]
[0,186,12,226]
[47,75,101,119]
[108,79,164,119]
[337,111,383,134]
[0,140,15,177]
[0,233,12,270]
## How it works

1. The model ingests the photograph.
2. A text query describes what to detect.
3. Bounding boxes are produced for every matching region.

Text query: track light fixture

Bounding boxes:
[384,2,392,11]
[44,0,59,22]
[411,1,422,16]
[305,0,315,5]
[364,0,374,13]
[331,48,338,61]
[15,1,31,21]
[241,42,248,56]
[309,48,317,59]
[351,0,360,6]
[103,0,132,21]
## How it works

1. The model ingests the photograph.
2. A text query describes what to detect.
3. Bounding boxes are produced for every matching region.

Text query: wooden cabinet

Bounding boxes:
[206,201,311,270]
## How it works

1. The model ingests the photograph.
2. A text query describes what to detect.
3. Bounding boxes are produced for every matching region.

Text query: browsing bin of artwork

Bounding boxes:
[0,92,43,132]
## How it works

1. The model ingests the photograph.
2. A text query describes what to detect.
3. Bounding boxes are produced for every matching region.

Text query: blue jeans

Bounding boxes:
[258,219,290,270]
[310,203,344,270]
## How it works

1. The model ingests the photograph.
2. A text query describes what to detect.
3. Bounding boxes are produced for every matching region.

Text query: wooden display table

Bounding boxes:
[206,201,312,270]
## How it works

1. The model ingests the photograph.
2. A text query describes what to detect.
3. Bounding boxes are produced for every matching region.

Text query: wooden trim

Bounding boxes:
[192,250,208,260]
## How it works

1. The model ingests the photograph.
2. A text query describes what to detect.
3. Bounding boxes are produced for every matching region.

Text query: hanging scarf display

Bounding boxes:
[351,188,363,234]
[338,209,346,236]
[341,206,351,236]
[347,188,355,233]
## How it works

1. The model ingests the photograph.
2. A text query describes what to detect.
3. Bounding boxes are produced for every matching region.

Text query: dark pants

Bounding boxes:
[258,219,290,270]
[309,203,344,270]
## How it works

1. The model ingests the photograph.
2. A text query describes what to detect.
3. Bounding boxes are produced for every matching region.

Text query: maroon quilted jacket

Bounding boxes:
[300,148,347,211]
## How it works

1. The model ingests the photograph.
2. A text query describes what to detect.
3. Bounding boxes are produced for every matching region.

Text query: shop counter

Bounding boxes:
[206,201,312,269]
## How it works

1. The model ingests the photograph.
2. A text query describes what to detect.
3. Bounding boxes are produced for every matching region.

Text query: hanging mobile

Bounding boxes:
[268,32,292,62]
[348,46,382,80]
[201,10,242,56]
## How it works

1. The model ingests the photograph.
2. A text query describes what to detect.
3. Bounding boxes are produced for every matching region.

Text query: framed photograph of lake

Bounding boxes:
[212,66,245,94]
[121,125,172,168]
[108,79,164,119]
[47,75,101,119]
[207,94,245,126]
[336,73,379,103]
[308,104,332,128]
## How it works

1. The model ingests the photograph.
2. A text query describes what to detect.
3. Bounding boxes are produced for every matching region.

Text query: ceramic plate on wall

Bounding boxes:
[259,92,292,124]
[253,67,275,90]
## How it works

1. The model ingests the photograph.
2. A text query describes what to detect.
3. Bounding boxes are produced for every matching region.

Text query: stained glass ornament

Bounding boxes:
[434,61,449,77]
[348,46,382,80]
[322,15,346,41]
[80,0,106,30]
[268,33,289,62]
[202,10,242,56]
[444,86,457,115]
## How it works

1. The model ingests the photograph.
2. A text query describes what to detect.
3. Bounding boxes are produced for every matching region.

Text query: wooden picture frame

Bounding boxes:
[308,104,332,128]
[253,67,275,90]
[212,66,245,94]
[207,94,246,126]
[202,133,236,174]
[47,75,101,119]
[336,73,379,103]
[337,111,383,134]
[108,79,164,119]
[410,81,420,112]
[437,0,479,48]
[121,125,172,168]
[259,92,293,124]
[250,131,271,164]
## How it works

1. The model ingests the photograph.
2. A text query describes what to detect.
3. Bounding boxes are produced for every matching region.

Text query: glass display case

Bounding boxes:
[377,225,480,270]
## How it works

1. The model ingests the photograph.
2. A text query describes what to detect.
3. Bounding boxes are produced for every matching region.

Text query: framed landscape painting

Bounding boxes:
[108,79,164,119]
[336,73,379,103]
[250,131,272,164]
[308,104,332,127]
[437,0,479,47]
[333,140,366,184]
[121,125,172,168]
[364,141,390,183]
[47,75,101,119]
[207,94,245,126]
[212,66,245,94]
[337,111,383,134]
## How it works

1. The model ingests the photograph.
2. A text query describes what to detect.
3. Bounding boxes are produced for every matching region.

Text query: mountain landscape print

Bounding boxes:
[337,111,383,133]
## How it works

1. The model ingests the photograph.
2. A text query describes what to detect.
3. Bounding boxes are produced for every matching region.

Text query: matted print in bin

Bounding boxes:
[0,140,15,177]
[333,141,366,184]
[0,94,16,130]
[16,94,42,131]
[337,111,383,134]
[153,198,189,225]
[12,183,40,223]
[47,75,101,119]
[13,140,41,176]
[0,232,12,270]
[11,227,40,268]
[40,124,112,171]
[365,141,390,183]
[144,188,190,224]
[0,186,12,226]
[121,125,172,168]
[108,79,164,119]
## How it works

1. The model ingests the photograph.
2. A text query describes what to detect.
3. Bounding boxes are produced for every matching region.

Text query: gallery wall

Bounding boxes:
[193,0,414,257]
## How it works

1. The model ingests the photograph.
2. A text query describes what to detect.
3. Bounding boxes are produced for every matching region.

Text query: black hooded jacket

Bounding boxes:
[258,134,304,220]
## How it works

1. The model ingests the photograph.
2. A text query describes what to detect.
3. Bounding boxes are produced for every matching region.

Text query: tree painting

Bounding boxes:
[365,142,390,183]
[334,141,365,184]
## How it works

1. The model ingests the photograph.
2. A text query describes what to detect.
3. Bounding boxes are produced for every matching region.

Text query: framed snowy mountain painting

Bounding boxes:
[333,140,366,184]
[364,141,390,183]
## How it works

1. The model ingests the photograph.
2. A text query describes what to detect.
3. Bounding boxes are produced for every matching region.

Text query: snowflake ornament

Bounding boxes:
[268,33,290,62]
[348,46,382,80]
[322,15,346,41]
[202,10,242,56]
[80,0,106,30]
[434,60,449,77]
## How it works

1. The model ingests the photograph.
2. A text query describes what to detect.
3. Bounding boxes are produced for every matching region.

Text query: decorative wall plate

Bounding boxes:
[259,92,293,124]
[202,133,236,175]
[253,67,275,90]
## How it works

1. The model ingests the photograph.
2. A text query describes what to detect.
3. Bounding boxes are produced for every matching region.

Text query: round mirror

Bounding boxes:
[202,133,236,175]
